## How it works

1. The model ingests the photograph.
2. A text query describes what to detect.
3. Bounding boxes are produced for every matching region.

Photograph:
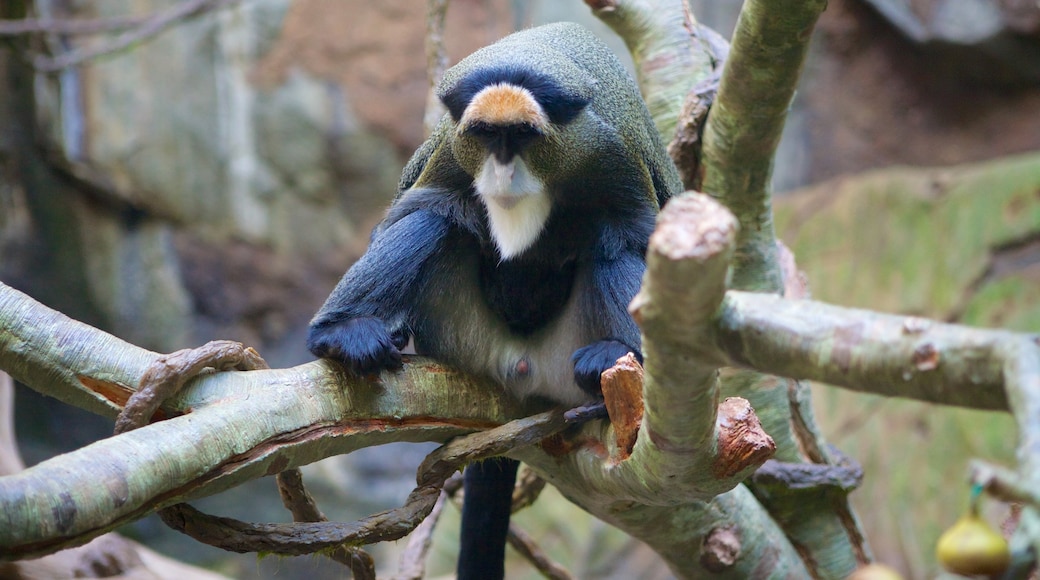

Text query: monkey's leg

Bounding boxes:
[571,247,647,395]
[458,457,520,580]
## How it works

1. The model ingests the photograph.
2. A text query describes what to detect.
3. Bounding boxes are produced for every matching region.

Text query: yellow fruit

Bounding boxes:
[935,512,1010,576]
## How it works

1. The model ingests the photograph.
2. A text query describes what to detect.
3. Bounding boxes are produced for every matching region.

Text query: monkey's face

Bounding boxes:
[454,83,551,207]
[452,82,562,259]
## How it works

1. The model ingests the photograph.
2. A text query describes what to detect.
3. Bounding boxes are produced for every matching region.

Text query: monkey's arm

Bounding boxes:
[571,229,648,395]
[307,208,452,375]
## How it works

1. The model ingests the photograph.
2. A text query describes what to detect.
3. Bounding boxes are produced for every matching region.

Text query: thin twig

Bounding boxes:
[422,0,450,136]
[0,15,145,36]
[973,461,1040,510]
[276,468,375,575]
[511,466,546,512]
[506,524,574,580]
[394,488,451,580]
[276,468,327,523]
[114,340,266,434]
[25,0,243,72]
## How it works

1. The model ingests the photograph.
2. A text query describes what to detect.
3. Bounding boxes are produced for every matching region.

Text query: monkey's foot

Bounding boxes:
[307,316,403,376]
[571,338,642,396]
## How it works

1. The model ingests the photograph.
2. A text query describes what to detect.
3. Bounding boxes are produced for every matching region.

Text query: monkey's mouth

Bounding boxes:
[474,157,544,210]
[486,192,524,210]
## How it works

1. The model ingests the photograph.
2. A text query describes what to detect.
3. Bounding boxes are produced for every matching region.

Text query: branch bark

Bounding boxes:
[422,0,450,137]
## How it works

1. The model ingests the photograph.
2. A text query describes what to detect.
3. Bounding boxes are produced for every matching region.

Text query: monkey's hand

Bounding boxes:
[307,316,405,376]
[571,339,642,396]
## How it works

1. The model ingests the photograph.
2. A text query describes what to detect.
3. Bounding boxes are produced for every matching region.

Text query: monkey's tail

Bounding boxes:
[457,457,520,580]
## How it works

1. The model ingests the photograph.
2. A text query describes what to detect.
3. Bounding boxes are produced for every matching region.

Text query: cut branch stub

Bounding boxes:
[712,397,776,479]
[700,525,741,572]
[601,353,644,460]
[647,192,739,265]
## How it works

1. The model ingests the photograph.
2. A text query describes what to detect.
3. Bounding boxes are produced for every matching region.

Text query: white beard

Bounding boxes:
[473,156,551,260]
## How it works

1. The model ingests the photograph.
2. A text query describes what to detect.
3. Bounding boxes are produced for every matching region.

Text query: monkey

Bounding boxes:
[307,22,682,580]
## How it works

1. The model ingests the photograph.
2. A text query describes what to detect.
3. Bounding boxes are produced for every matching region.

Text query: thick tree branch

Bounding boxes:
[4,182,1038,572]
[697,0,827,292]
[593,2,867,574]
[0,281,533,558]
[586,0,728,189]
[585,0,720,142]
[714,293,1015,410]
[631,192,738,452]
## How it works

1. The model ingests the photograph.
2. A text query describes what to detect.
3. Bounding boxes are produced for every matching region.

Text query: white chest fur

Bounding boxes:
[473,156,551,260]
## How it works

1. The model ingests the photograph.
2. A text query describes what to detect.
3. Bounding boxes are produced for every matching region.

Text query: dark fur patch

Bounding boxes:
[307,316,403,376]
[571,338,642,396]
[442,65,590,126]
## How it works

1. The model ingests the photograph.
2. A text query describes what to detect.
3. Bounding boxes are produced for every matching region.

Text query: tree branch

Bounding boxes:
[156,410,567,556]
[584,0,720,142]
[714,293,1015,410]
[0,280,532,558]
[0,15,145,36]
[393,488,450,580]
[697,0,827,292]
[4,191,1038,567]
[591,2,866,574]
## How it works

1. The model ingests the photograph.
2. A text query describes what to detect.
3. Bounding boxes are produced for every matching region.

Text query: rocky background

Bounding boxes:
[1,0,1039,577]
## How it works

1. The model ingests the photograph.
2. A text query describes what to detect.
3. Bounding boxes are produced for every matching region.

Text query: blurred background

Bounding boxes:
[1,0,1038,577]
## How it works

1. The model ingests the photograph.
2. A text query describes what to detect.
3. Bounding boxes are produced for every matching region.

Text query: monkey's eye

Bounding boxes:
[506,124,542,150]
[463,122,500,139]
[511,123,540,136]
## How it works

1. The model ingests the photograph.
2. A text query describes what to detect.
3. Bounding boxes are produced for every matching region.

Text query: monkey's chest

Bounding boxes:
[478,256,576,336]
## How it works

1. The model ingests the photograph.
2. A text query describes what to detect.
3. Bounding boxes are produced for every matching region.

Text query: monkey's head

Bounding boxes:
[423,23,681,259]
[438,66,595,258]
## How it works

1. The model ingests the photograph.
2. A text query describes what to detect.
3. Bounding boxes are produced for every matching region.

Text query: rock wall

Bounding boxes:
[3,0,516,360]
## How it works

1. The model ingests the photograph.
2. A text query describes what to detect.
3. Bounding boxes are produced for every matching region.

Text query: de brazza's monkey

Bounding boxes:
[307,22,681,579]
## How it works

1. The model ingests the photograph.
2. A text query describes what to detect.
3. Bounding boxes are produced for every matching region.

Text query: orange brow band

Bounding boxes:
[460,84,549,129]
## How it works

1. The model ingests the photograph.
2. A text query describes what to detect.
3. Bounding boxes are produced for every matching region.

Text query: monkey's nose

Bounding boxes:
[494,161,515,181]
